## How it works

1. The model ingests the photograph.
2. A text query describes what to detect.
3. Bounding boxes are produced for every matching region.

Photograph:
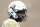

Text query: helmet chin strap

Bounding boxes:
[15,17,23,22]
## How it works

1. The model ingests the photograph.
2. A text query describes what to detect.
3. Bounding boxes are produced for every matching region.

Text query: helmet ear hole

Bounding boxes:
[10,15,14,19]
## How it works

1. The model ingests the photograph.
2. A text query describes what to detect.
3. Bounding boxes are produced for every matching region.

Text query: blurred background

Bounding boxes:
[0,0,40,27]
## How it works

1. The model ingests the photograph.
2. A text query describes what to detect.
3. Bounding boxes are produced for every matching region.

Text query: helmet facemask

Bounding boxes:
[15,9,27,22]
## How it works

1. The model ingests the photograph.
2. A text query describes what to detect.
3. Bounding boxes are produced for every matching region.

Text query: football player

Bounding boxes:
[2,1,27,27]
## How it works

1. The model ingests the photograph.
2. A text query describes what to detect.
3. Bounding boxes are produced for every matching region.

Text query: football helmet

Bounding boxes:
[8,1,27,22]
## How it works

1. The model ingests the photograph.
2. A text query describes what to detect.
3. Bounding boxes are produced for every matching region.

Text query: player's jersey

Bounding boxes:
[2,19,20,27]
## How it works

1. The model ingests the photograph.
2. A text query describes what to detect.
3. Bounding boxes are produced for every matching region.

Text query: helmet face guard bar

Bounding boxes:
[16,9,27,13]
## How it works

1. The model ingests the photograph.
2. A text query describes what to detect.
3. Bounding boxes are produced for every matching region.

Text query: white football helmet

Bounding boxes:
[8,1,27,22]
